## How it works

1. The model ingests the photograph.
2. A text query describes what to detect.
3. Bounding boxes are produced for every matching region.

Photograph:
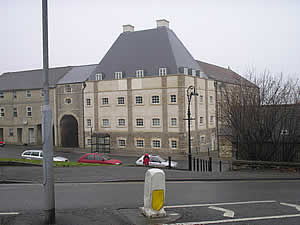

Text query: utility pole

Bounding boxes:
[42,0,55,224]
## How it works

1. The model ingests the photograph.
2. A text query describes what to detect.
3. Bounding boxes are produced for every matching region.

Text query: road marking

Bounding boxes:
[166,213,300,225]
[165,200,276,209]
[208,206,234,218]
[0,212,19,215]
[280,202,300,211]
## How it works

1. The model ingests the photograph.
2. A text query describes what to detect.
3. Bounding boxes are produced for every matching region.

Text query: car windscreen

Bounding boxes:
[103,155,110,160]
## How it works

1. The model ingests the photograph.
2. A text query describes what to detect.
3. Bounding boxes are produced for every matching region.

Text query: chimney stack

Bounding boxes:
[156,19,169,28]
[123,24,134,32]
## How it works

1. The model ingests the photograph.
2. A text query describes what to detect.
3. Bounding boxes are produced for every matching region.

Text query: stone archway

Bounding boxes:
[60,115,79,147]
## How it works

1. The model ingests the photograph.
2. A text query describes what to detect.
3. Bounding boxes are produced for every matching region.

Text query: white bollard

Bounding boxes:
[141,168,167,218]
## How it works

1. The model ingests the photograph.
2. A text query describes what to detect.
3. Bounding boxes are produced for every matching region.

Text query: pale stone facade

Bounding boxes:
[79,74,217,154]
[0,88,55,145]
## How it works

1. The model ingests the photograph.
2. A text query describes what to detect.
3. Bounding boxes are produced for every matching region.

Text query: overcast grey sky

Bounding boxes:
[0,0,299,79]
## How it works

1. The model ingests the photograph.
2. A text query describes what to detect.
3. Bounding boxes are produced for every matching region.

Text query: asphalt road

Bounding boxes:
[1,180,300,224]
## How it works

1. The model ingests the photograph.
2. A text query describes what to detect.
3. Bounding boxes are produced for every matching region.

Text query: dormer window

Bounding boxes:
[136,70,144,78]
[95,73,103,81]
[192,69,196,77]
[183,68,188,75]
[159,68,167,76]
[114,72,123,79]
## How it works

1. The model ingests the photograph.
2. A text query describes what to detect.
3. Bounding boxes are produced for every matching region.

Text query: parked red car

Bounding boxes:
[0,141,5,147]
[78,153,122,165]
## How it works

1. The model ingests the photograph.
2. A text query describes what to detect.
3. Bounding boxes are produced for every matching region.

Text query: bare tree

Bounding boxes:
[219,70,300,161]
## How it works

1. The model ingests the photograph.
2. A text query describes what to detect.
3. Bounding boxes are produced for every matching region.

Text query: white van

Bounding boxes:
[21,150,69,162]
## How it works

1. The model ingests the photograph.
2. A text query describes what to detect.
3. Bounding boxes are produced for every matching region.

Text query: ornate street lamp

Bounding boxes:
[187,85,198,171]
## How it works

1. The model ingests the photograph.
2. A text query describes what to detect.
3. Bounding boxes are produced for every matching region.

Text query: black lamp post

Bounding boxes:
[187,85,198,171]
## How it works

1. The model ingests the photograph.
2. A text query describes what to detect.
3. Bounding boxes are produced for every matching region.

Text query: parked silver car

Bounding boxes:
[136,154,178,168]
[21,150,69,162]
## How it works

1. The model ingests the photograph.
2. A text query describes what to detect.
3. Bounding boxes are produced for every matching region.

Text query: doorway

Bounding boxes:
[60,115,79,147]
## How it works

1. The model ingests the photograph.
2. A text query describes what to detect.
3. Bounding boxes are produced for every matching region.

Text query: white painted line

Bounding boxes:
[165,200,276,209]
[209,206,234,218]
[0,212,19,215]
[165,213,300,225]
[280,202,300,211]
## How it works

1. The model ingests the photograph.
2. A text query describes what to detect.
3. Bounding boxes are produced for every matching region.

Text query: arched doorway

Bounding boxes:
[60,115,79,147]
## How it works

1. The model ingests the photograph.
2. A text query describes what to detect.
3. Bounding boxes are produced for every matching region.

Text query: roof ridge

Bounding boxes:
[1,65,73,75]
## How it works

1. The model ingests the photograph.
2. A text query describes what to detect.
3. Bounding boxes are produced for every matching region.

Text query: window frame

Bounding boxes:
[200,116,204,125]
[118,118,126,127]
[102,119,110,127]
[86,98,91,106]
[199,95,204,104]
[26,90,31,98]
[65,98,72,105]
[135,96,143,105]
[13,107,18,117]
[101,97,109,105]
[65,85,72,93]
[152,118,160,127]
[118,138,126,148]
[26,106,32,117]
[114,72,123,79]
[170,139,178,149]
[159,67,167,76]
[170,118,177,127]
[151,95,160,104]
[0,107,4,117]
[9,128,14,137]
[209,96,214,104]
[87,119,92,128]
[136,139,145,148]
[152,139,161,149]
[117,96,125,105]
[170,94,177,103]
[95,73,103,81]
[136,118,144,127]
[136,70,144,78]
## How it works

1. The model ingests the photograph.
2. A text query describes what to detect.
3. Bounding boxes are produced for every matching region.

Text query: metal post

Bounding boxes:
[168,156,171,168]
[188,94,192,171]
[209,157,212,172]
[42,0,55,224]
[193,157,196,171]
[187,85,198,171]
[200,159,203,171]
[219,160,222,172]
[90,127,93,153]
[197,158,199,171]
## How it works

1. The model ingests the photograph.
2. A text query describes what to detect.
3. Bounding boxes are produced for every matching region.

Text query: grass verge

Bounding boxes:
[0,158,114,167]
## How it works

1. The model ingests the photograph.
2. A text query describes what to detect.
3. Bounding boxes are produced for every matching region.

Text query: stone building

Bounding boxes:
[0,19,248,156]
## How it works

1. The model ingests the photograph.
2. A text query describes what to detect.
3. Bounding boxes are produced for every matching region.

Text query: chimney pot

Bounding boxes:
[156,19,169,28]
[123,24,134,32]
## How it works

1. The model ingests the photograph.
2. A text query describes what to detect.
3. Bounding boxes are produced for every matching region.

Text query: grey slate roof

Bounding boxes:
[57,64,97,84]
[0,66,72,91]
[197,60,253,86]
[90,26,205,80]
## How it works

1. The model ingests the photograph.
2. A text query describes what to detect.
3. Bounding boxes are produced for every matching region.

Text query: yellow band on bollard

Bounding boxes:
[152,189,164,211]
